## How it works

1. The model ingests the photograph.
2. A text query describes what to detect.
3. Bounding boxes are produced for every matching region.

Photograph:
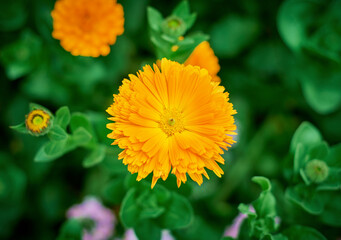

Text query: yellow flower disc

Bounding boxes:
[51,0,124,57]
[25,109,51,135]
[185,41,221,83]
[106,58,237,188]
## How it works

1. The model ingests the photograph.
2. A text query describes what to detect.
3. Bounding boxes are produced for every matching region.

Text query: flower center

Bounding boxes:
[167,17,182,29]
[32,115,44,126]
[80,11,95,32]
[80,217,96,233]
[159,108,185,136]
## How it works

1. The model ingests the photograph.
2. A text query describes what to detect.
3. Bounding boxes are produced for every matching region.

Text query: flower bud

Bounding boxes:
[25,109,52,136]
[304,159,329,183]
[162,16,187,37]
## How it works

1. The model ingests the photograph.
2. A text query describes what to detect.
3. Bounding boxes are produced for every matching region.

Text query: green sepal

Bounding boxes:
[10,122,29,134]
[147,7,164,32]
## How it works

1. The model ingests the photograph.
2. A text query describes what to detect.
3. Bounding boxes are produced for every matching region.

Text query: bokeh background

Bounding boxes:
[1,0,341,239]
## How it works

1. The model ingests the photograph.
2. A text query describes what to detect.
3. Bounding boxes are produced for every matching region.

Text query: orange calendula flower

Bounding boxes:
[106,58,237,188]
[51,0,124,57]
[185,41,221,82]
[25,109,52,136]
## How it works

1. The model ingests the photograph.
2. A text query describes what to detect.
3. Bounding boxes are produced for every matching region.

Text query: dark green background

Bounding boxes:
[0,0,340,239]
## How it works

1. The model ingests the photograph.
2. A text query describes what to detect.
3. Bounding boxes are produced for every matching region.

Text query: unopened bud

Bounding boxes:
[305,159,329,183]
[162,16,186,37]
[25,109,52,136]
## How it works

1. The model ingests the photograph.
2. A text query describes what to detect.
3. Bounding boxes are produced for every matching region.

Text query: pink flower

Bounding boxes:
[224,206,255,238]
[67,197,116,240]
[124,229,174,240]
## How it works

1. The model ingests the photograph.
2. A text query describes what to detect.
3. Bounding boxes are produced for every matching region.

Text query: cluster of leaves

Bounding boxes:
[223,121,341,240]
[11,104,107,167]
[285,122,341,227]
[225,176,329,240]
[148,1,208,62]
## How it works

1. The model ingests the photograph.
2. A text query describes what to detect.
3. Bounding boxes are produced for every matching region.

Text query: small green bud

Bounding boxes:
[162,16,187,37]
[305,159,329,183]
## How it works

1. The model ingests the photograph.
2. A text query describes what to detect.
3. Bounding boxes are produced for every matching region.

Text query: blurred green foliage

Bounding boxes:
[1,0,341,240]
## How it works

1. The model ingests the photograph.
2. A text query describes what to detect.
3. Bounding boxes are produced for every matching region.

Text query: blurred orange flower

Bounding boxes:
[51,0,124,57]
[106,58,237,188]
[185,41,221,82]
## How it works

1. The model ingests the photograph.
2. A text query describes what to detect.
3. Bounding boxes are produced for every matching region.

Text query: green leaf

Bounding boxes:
[83,144,106,168]
[294,143,307,175]
[103,177,127,204]
[48,125,68,142]
[249,217,277,239]
[34,143,60,162]
[36,140,67,161]
[147,7,163,32]
[272,234,289,240]
[253,191,277,219]
[70,113,96,142]
[210,15,260,58]
[325,143,341,168]
[172,1,196,29]
[317,168,341,191]
[307,141,329,161]
[120,188,140,227]
[252,177,276,218]
[137,192,165,220]
[34,127,91,162]
[70,127,92,146]
[44,140,67,155]
[10,122,28,134]
[134,220,161,240]
[285,184,324,214]
[301,76,341,114]
[252,176,271,191]
[172,1,190,18]
[299,168,311,185]
[57,219,82,240]
[283,225,327,240]
[277,0,321,52]
[290,122,322,154]
[159,192,193,229]
[55,106,70,130]
[319,192,341,227]
[70,113,91,132]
